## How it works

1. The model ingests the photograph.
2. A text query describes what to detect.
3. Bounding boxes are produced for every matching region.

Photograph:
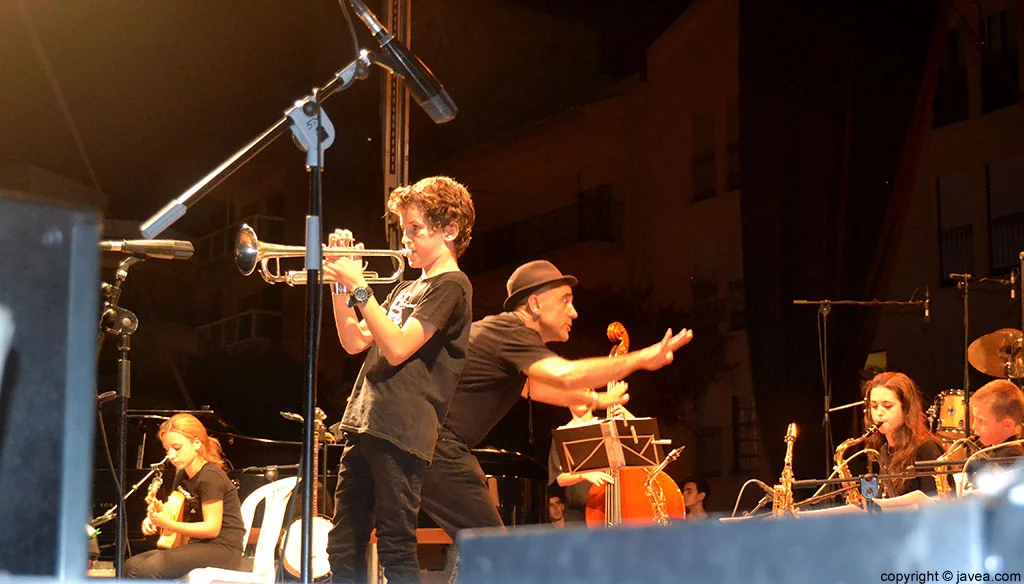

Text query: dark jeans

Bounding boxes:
[327,434,426,584]
[420,425,505,540]
[122,542,240,579]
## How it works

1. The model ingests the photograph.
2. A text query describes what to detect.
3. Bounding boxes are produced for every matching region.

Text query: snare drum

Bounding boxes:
[932,390,966,438]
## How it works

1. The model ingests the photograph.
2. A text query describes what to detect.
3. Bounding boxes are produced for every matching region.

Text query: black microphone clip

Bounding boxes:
[347,0,457,124]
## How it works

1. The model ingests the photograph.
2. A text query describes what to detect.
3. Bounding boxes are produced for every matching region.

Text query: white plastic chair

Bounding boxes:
[186,476,298,584]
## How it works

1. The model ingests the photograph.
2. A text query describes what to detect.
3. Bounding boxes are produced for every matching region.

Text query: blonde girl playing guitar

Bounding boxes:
[123,413,245,579]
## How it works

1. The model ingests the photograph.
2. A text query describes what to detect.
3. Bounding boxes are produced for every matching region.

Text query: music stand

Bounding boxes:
[552,417,667,473]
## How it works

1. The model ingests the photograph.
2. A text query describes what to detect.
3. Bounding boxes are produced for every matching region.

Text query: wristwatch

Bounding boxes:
[346,285,373,308]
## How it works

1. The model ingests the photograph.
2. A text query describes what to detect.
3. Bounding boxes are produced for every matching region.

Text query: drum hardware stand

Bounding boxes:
[793,294,928,477]
[97,256,142,575]
[951,273,975,436]
[950,272,1017,434]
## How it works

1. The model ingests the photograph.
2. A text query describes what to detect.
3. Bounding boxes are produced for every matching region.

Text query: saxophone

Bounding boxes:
[644,447,683,526]
[933,435,981,498]
[772,423,798,518]
[834,424,877,506]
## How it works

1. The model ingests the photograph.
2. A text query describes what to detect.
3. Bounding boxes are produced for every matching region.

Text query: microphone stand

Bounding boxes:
[793,296,927,478]
[91,462,165,533]
[948,273,1009,433]
[138,48,406,584]
[955,273,972,437]
[97,257,141,575]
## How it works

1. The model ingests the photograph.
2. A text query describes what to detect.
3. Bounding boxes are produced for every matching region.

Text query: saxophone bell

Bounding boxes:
[833,424,879,507]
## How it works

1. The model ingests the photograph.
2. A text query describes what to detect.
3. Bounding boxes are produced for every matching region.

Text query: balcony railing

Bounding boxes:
[940,225,973,282]
[460,192,623,275]
[990,212,1024,272]
[196,309,283,352]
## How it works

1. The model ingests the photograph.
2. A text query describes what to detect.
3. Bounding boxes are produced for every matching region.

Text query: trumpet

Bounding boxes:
[234,224,409,286]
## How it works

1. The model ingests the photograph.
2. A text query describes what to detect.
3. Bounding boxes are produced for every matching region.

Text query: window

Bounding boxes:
[733,394,759,474]
[981,8,1020,114]
[987,158,1024,273]
[692,110,717,201]
[691,280,719,312]
[728,279,746,331]
[933,27,969,127]
[727,95,741,192]
[937,173,974,282]
[696,427,723,477]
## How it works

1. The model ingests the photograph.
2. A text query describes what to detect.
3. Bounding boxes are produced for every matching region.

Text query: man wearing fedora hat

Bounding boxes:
[419,259,693,550]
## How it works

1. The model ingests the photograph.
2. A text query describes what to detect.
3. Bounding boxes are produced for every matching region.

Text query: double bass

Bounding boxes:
[585,322,687,527]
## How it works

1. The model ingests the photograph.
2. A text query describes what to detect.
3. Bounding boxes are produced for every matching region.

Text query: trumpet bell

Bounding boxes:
[234,224,408,286]
[235,224,260,276]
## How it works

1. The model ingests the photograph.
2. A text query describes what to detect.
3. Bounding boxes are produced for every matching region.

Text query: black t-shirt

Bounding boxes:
[877,435,948,497]
[547,440,590,520]
[442,313,557,448]
[341,271,472,462]
[176,463,244,550]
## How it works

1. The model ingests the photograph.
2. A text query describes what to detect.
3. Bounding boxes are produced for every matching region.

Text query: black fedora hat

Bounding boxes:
[503,260,578,311]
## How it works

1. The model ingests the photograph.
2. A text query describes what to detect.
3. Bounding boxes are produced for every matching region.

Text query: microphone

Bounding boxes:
[924,286,930,323]
[150,455,169,469]
[100,240,194,261]
[347,0,457,123]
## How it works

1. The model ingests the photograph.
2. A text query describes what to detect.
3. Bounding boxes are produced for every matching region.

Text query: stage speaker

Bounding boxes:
[0,192,99,577]
[457,496,1019,583]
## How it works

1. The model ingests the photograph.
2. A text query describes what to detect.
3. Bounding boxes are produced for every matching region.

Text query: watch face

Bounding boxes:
[354,287,371,303]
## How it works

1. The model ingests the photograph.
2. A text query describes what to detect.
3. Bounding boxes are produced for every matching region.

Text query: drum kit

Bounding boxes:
[928,327,1024,441]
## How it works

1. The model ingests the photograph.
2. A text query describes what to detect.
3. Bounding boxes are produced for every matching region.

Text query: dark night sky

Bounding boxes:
[0,0,688,230]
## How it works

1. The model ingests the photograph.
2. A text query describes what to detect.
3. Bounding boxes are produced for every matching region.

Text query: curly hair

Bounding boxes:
[159,413,227,470]
[387,176,476,258]
[863,372,932,496]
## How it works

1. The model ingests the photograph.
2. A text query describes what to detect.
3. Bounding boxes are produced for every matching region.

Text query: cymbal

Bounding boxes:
[968,328,1024,378]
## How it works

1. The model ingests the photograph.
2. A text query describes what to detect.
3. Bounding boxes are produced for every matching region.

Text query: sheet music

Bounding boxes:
[553,417,665,473]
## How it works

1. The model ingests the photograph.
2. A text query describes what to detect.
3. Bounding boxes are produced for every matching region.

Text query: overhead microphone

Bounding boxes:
[347,0,457,123]
[100,239,194,261]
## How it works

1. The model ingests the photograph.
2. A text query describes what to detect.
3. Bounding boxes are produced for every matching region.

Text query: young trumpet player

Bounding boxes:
[123,413,244,579]
[323,176,476,584]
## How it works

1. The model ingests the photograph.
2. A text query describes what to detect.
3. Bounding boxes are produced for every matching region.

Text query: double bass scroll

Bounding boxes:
[583,322,686,527]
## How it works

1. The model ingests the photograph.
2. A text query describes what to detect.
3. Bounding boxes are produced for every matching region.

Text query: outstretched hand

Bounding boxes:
[638,328,693,371]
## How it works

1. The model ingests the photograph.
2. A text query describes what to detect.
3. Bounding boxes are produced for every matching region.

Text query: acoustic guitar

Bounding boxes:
[281,407,334,580]
[145,471,189,549]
